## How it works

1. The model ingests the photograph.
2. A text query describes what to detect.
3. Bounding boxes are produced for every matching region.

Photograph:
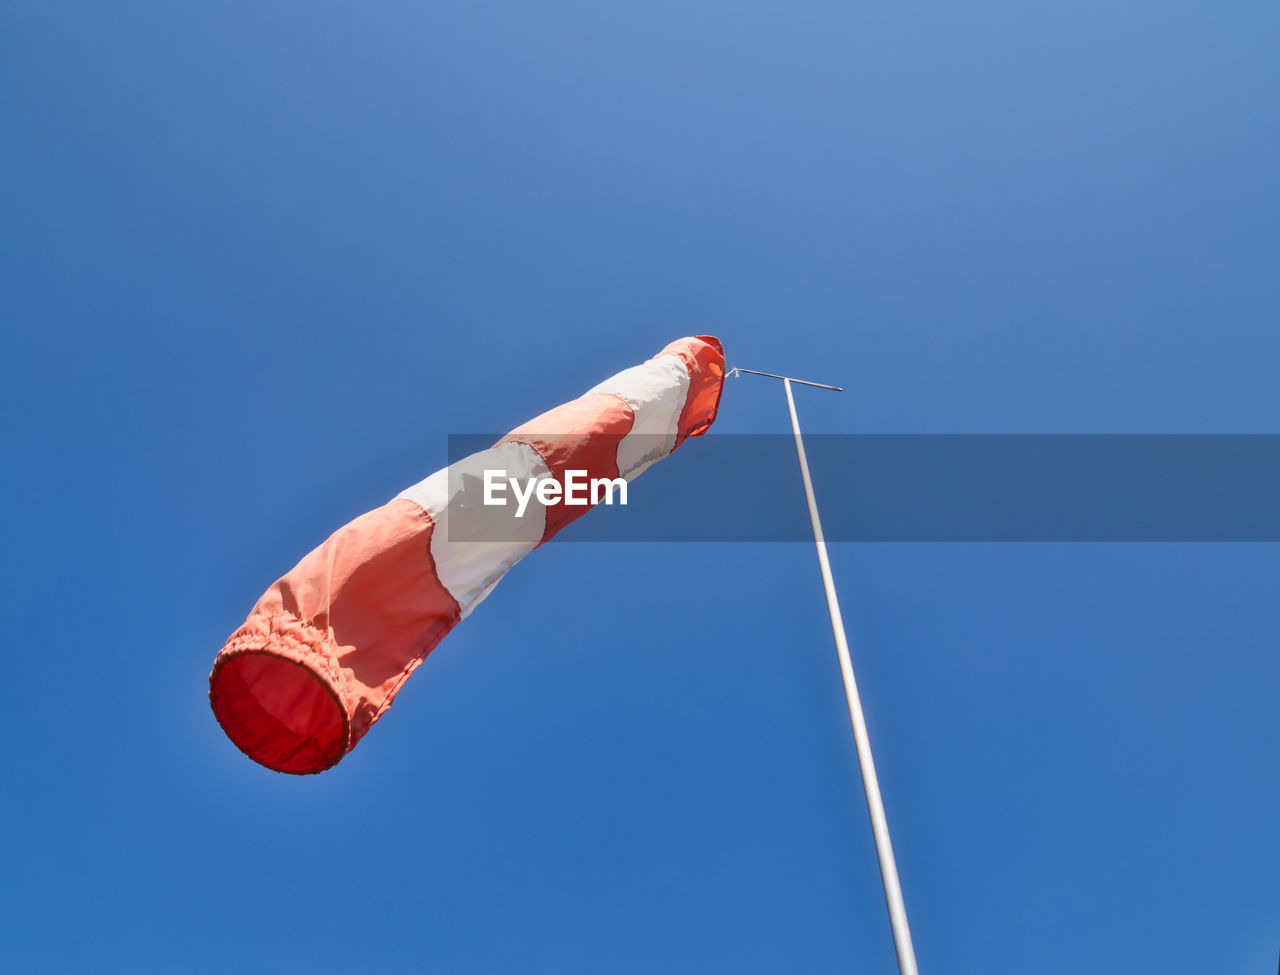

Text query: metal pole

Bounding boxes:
[777,376,920,975]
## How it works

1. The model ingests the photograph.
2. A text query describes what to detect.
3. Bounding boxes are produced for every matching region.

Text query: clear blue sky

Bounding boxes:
[2,2,1277,971]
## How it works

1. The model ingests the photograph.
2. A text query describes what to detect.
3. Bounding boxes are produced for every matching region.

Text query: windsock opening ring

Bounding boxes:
[210,648,349,774]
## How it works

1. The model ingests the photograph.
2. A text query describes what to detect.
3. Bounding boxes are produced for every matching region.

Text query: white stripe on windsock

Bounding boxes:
[397,440,553,618]
[586,353,690,479]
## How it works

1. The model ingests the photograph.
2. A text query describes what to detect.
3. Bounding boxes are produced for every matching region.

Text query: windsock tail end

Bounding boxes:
[210,644,350,775]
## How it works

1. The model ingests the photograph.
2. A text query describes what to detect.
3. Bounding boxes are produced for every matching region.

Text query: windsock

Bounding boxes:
[209,336,725,773]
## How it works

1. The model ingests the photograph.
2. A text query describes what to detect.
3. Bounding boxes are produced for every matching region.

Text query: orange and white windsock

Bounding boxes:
[209,336,725,774]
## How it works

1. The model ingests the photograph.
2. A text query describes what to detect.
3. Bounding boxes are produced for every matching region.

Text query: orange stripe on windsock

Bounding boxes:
[210,500,460,773]
[209,336,725,774]
[502,393,634,543]
[662,335,725,446]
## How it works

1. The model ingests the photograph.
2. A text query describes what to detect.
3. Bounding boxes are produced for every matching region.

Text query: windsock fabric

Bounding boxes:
[209,336,725,774]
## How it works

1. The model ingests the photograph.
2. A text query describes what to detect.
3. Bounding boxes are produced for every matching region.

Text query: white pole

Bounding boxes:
[782,377,920,975]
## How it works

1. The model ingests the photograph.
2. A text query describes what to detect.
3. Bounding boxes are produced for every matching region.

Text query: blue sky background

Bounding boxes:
[2,2,1277,971]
